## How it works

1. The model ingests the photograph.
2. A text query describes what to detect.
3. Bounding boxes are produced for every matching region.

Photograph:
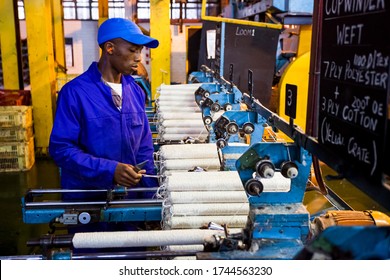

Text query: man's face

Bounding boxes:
[109,39,143,75]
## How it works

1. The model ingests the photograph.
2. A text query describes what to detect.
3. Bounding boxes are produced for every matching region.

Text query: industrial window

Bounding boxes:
[17,0,124,21]
[16,0,220,21]
[137,0,219,20]
[62,0,125,20]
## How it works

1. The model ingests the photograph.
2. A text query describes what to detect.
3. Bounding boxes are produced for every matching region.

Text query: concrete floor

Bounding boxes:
[0,158,388,258]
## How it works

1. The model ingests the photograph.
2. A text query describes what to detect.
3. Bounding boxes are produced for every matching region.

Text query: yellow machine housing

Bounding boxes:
[311,210,390,238]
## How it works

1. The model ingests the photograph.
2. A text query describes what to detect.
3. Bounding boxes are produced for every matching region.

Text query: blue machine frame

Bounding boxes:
[22,188,162,225]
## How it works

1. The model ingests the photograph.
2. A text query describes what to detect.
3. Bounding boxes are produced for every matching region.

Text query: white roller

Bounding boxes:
[158,89,196,95]
[160,134,208,142]
[157,105,201,112]
[165,245,204,251]
[158,83,200,93]
[167,215,248,229]
[72,229,225,249]
[156,100,197,106]
[157,102,199,108]
[223,152,246,160]
[165,171,242,190]
[156,92,195,98]
[161,119,205,128]
[169,203,249,216]
[156,98,196,103]
[260,172,291,192]
[158,90,196,96]
[169,191,248,203]
[161,127,206,134]
[158,112,201,120]
[163,158,220,170]
[158,95,195,102]
[156,92,195,102]
[158,128,208,135]
[158,86,200,92]
[159,143,217,159]
[159,83,200,88]
[157,99,196,106]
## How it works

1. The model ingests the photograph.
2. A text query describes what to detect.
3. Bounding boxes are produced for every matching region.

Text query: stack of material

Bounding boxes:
[0,106,35,172]
[159,171,249,230]
[155,84,208,143]
[153,83,251,257]
[157,143,221,173]
[155,143,249,258]
[159,170,249,259]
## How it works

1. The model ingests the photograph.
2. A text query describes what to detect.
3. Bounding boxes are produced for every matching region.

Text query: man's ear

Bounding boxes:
[105,41,114,54]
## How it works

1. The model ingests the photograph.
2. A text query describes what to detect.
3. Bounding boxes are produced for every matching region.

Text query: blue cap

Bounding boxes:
[97,18,159,48]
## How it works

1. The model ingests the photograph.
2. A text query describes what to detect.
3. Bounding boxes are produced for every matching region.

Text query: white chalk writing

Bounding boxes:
[347,137,371,164]
[353,50,389,69]
[336,23,364,45]
[321,87,383,133]
[323,60,388,89]
[235,27,255,37]
[325,0,385,16]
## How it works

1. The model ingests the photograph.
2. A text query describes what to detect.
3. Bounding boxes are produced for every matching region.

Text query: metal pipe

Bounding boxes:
[25,199,163,207]
[71,250,199,260]
[0,250,200,260]
[26,234,74,247]
[27,187,159,194]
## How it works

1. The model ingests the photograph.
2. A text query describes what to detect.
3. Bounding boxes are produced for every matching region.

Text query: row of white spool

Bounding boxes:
[156,138,250,258]
[155,84,208,142]
[155,84,250,258]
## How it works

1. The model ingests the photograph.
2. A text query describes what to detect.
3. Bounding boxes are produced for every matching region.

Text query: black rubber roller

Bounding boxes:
[244,179,264,196]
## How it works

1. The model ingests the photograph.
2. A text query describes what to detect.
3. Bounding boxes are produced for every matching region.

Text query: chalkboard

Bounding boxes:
[318,1,390,186]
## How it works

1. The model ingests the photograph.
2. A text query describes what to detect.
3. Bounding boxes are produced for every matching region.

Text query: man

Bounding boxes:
[49,18,159,202]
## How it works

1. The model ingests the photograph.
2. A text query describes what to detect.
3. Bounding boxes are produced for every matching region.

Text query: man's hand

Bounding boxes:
[114,163,146,187]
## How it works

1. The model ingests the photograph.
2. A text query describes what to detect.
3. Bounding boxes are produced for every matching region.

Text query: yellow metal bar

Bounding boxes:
[98,0,109,57]
[201,0,282,30]
[24,0,57,156]
[0,0,21,89]
[150,0,171,102]
[297,25,312,57]
[98,0,109,24]
[51,0,66,91]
